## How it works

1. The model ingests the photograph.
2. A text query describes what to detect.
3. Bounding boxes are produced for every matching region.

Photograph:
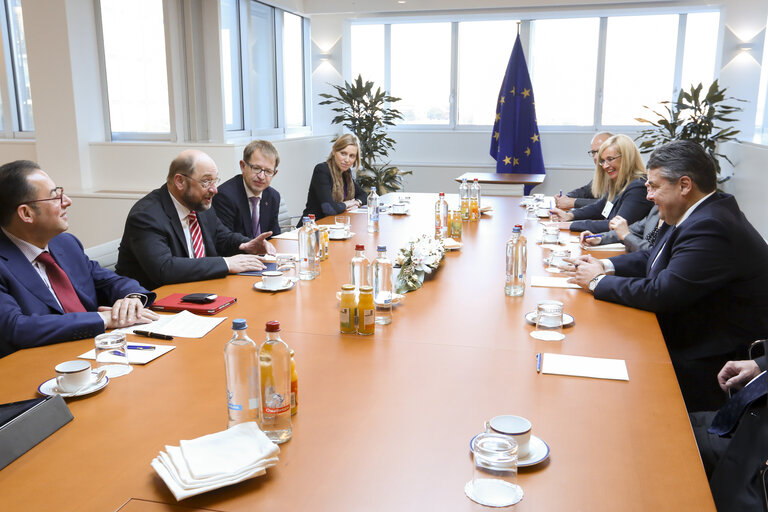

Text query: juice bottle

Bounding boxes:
[340,284,357,334]
[357,286,375,335]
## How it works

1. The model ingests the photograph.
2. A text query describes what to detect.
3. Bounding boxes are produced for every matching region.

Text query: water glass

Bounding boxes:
[94,332,133,378]
[531,300,565,341]
[335,215,351,236]
[276,254,298,282]
[465,432,523,507]
[542,224,560,244]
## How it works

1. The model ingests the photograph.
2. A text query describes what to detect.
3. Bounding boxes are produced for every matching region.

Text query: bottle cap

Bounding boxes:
[302,216,310,222]
[232,319,247,330]
[355,244,365,251]
[439,192,445,196]
[515,224,523,230]
[512,226,522,232]
[377,245,386,252]
[309,214,316,220]
[265,320,281,332]
[360,285,373,292]
[341,284,355,291]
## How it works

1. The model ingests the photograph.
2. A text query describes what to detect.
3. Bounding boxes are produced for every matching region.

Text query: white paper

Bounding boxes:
[584,243,626,251]
[271,229,299,240]
[113,310,226,338]
[530,276,581,289]
[79,342,175,364]
[541,353,629,381]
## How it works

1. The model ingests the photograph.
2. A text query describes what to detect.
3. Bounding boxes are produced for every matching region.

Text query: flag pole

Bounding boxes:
[516,21,520,35]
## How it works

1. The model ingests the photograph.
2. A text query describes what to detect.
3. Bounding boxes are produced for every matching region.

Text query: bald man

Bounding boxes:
[117,150,275,290]
[554,131,612,210]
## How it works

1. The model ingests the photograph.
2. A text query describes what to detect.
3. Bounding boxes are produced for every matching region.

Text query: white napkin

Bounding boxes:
[151,422,280,501]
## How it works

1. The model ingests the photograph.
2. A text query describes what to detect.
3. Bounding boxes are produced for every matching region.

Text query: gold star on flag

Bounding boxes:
[500,96,505,104]
[521,88,531,98]
[494,131,499,140]
[510,86,516,95]
[495,113,501,122]
[524,147,531,156]
[530,134,539,143]
[503,156,512,165]
[513,157,520,166]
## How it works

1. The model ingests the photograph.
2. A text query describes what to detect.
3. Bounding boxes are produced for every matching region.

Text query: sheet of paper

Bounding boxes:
[113,310,226,338]
[79,343,175,364]
[530,276,581,289]
[584,243,626,251]
[541,353,629,381]
[271,230,299,240]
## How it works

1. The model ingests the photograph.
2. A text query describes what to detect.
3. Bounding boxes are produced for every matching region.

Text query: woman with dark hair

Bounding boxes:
[300,134,367,222]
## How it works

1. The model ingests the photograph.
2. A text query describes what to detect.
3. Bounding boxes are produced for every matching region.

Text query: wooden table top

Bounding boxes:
[454,172,547,185]
[0,193,714,511]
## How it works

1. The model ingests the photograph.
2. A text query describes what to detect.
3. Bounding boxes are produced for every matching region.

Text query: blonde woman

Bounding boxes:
[301,134,367,222]
[551,134,652,232]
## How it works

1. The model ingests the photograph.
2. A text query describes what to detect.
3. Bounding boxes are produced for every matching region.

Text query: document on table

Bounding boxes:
[113,310,226,338]
[541,353,629,381]
[271,230,299,240]
[530,276,581,289]
[79,343,175,364]
[584,243,626,251]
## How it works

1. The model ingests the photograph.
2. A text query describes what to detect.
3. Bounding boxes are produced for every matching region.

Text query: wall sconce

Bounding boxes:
[723,26,765,66]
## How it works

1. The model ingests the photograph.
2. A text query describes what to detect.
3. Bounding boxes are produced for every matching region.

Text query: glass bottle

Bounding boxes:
[434,192,449,238]
[450,209,462,240]
[290,349,298,416]
[298,216,317,280]
[350,244,370,294]
[372,245,393,325]
[223,319,259,428]
[505,227,526,296]
[470,179,481,221]
[367,188,379,233]
[339,284,357,334]
[459,178,470,220]
[258,321,292,444]
[357,286,375,335]
[307,214,322,275]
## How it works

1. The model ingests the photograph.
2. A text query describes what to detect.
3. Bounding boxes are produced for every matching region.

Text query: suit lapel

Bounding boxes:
[0,231,63,313]
[646,222,674,276]
[159,186,191,257]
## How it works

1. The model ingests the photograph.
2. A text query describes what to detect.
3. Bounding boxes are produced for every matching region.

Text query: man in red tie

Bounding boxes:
[117,150,275,290]
[0,160,159,357]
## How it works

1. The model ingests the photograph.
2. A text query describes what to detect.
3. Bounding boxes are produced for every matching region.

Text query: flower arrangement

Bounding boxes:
[394,235,446,293]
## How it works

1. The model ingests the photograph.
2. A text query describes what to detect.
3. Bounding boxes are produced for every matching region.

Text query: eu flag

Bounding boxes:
[490,34,545,195]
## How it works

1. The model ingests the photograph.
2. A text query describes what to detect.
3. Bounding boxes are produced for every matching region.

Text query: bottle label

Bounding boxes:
[228,402,243,411]
[264,404,291,414]
[340,307,351,328]
[362,308,374,326]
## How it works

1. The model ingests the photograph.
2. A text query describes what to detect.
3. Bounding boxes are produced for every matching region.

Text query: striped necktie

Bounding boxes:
[249,196,261,237]
[36,251,87,313]
[188,211,206,258]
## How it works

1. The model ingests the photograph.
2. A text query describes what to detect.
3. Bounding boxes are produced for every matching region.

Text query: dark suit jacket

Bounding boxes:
[0,231,154,357]
[595,193,768,407]
[116,185,250,290]
[569,178,653,233]
[212,176,281,237]
[567,180,599,208]
[301,162,367,222]
[598,205,660,252]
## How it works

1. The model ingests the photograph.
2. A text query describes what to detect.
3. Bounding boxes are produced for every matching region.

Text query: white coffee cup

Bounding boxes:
[262,270,288,290]
[487,415,532,458]
[55,360,92,393]
[392,202,407,214]
[329,225,346,238]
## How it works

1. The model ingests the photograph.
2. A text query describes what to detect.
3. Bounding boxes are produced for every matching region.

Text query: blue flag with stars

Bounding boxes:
[490,34,545,195]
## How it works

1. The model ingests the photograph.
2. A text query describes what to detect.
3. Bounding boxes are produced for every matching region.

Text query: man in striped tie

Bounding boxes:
[0,160,158,358]
[117,150,275,290]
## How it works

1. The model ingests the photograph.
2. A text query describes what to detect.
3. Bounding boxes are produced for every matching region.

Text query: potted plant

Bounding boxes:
[319,75,412,194]
[635,80,745,178]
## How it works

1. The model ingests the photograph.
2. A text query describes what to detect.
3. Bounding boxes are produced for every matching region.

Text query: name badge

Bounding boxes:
[601,200,614,218]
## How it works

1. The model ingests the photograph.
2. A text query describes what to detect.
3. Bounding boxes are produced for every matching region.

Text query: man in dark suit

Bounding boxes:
[566,141,768,411]
[213,140,281,238]
[116,150,275,290]
[0,160,158,358]
[554,131,611,210]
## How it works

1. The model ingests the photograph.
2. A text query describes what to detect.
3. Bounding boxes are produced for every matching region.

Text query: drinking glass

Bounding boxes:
[276,255,298,282]
[465,432,523,507]
[542,224,560,244]
[94,332,133,377]
[335,215,351,236]
[530,300,565,341]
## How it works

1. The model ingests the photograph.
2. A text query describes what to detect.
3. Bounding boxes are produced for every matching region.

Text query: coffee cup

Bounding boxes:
[486,415,532,458]
[329,224,346,238]
[55,360,92,393]
[262,270,287,290]
[392,202,407,214]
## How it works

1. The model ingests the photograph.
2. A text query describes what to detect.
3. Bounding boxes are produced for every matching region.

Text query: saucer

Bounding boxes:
[38,372,109,398]
[254,280,295,292]
[390,210,409,216]
[329,232,354,240]
[525,311,575,327]
[469,433,550,467]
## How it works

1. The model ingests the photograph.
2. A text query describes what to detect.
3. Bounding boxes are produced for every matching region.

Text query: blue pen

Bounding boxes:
[559,190,562,197]
[583,234,603,239]
[127,345,156,350]
[536,353,542,373]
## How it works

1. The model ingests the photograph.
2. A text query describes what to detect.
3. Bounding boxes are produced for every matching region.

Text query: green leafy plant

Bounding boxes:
[635,80,745,177]
[319,75,411,194]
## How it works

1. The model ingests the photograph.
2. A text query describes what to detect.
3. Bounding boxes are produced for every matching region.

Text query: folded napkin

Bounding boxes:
[151,422,280,501]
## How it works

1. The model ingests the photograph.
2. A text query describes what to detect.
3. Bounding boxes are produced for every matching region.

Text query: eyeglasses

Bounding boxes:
[20,187,65,207]
[587,150,599,157]
[244,162,277,177]
[180,174,220,189]
[599,155,621,167]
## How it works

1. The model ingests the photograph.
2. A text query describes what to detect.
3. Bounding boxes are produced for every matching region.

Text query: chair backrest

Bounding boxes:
[84,239,121,271]
[278,197,293,232]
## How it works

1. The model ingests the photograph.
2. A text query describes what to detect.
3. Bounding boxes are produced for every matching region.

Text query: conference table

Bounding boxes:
[0,193,715,511]
[454,172,546,186]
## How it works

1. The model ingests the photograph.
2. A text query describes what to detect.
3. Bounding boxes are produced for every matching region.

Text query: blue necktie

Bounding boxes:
[708,371,768,436]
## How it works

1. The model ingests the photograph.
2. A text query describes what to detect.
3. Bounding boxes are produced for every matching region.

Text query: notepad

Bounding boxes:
[584,243,626,251]
[113,310,226,339]
[271,230,299,240]
[79,343,176,364]
[540,353,629,381]
[530,276,581,289]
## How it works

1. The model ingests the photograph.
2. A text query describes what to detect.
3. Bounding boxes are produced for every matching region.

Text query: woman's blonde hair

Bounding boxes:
[591,134,646,201]
[326,134,361,202]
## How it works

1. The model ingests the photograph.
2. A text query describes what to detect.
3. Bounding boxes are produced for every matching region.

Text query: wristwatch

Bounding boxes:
[588,274,604,293]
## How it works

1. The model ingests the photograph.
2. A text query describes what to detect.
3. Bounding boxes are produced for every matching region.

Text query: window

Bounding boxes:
[282,12,305,127]
[754,15,768,144]
[221,0,244,131]
[1,0,34,133]
[350,24,384,88]
[680,12,720,92]
[98,0,171,137]
[247,1,277,131]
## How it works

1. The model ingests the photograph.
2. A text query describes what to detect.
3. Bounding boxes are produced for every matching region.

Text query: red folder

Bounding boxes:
[151,293,237,315]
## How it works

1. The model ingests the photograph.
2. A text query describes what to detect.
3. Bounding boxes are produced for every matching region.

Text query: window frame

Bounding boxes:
[0,0,34,137]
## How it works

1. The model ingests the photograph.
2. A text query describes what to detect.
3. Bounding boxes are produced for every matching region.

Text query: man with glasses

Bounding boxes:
[117,150,275,290]
[566,141,768,412]
[0,160,158,357]
[213,140,282,238]
[554,131,612,210]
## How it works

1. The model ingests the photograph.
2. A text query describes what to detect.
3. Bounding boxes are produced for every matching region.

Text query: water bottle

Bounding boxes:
[258,321,292,444]
[298,216,317,280]
[505,227,526,296]
[459,178,470,220]
[434,192,448,238]
[307,214,321,276]
[372,245,393,325]
[367,188,379,233]
[350,244,370,294]
[224,319,259,427]
[470,179,481,221]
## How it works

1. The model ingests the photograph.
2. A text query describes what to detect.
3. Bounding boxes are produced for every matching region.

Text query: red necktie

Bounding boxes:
[188,211,206,258]
[36,251,87,313]
[249,196,261,237]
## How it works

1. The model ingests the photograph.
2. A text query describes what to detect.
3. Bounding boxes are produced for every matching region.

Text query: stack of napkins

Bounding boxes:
[151,422,280,500]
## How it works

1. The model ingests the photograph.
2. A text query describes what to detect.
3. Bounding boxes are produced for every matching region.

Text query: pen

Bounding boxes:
[536,353,542,373]
[559,190,562,197]
[127,345,156,350]
[133,330,174,340]
[583,234,603,239]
